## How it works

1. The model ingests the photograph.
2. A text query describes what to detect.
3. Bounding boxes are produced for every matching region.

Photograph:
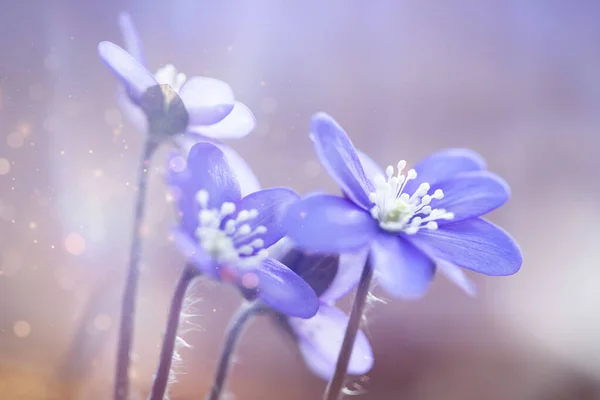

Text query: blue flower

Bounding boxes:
[283,113,523,297]
[273,244,373,380]
[100,13,256,141]
[168,141,318,318]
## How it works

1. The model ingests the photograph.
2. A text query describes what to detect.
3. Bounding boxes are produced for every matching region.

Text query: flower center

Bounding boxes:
[368,160,454,234]
[195,190,268,268]
[155,64,187,92]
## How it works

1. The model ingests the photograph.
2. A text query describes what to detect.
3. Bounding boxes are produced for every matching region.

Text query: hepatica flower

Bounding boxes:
[104,13,255,141]
[168,141,318,317]
[274,246,373,379]
[284,113,522,297]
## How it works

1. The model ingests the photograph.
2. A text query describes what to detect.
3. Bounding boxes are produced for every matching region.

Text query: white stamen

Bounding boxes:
[155,64,187,92]
[368,160,454,234]
[193,191,268,268]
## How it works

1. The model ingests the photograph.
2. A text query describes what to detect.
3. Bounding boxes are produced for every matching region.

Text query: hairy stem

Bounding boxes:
[206,301,263,400]
[113,139,157,400]
[323,255,373,400]
[148,266,198,400]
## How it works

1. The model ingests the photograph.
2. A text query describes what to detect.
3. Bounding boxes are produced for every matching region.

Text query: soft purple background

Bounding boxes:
[2,1,600,399]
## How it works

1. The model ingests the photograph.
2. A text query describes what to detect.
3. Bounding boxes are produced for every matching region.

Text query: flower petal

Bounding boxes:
[98,41,157,103]
[320,247,368,303]
[117,86,148,133]
[280,248,339,298]
[283,194,378,253]
[288,305,373,380]
[411,218,522,276]
[233,188,299,249]
[187,101,256,139]
[429,171,511,224]
[356,149,384,184]
[167,142,241,236]
[172,229,218,278]
[174,136,261,196]
[118,12,145,66]
[403,148,487,195]
[254,257,319,318]
[178,77,235,126]
[310,113,373,209]
[370,232,435,299]
[436,259,476,296]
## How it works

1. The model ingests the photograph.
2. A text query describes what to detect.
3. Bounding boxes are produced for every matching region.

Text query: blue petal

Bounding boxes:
[411,218,522,276]
[288,304,373,380]
[430,171,511,224]
[254,257,319,318]
[118,12,146,66]
[172,229,218,278]
[403,148,487,195]
[98,41,157,103]
[370,232,435,299]
[178,77,235,126]
[320,248,368,303]
[436,259,476,296]
[283,194,378,253]
[187,102,256,139]
[310,113,373,209]
[174,136,261,196]
[233,188,299,250]
[167,142,241,236]
[356,149,384,185]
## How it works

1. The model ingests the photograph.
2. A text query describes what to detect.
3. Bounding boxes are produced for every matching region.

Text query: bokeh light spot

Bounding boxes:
[0,158,10,175]
[6,132,25,149]
[13,321,31,338]
[65,233,86,256]
[94,314,112,331]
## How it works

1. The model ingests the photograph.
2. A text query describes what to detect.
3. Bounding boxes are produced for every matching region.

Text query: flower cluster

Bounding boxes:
[98,13,523,400]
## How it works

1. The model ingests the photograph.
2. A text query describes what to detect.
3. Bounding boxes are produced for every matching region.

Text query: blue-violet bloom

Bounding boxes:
[99,13,259,195]
[273,243,373,379]
[284,113,523,297]
[168,141,318,318]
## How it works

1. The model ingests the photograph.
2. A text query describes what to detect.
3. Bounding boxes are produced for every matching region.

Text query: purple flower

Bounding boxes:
[168,141,318,318]
[283,113,523,297]
[100,13,256,141]
[273,245,374,380]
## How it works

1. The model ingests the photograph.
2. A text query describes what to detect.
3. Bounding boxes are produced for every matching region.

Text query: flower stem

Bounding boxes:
[113,139,157,400]
[323,255,373,400]
[148,265,198,400]
[206,301,264,400]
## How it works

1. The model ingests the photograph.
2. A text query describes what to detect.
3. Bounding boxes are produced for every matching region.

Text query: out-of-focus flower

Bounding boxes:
[284,113,523,298]
[273,245,374,380]
[168,142,318,318]
[98,13,260,195]
[107,13,256,141]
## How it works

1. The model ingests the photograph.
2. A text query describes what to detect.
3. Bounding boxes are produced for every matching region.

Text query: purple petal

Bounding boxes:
[233,188,299,249]
[178,77,235,126]
[118,12,145,66]
[436,259,476,296]
[411,218,522,276]
[117,86,148,133]
[283,194,378,253]
[167,142,241,236]
[288,305,373,380]
[279,248,339,298]
[98,41,157,103]
[404,148,487,195]
[174,136,261,196]
[172,229,218,278]
[356,149,384,184]
[253,257,319,318]
[370,232,435,299]
[320,248,368,303]
[310,113,373,209]
[187,102,256,139]
[430,171,511,224]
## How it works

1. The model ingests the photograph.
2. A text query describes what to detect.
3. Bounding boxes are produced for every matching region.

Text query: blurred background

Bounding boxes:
[2,0,600,399]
